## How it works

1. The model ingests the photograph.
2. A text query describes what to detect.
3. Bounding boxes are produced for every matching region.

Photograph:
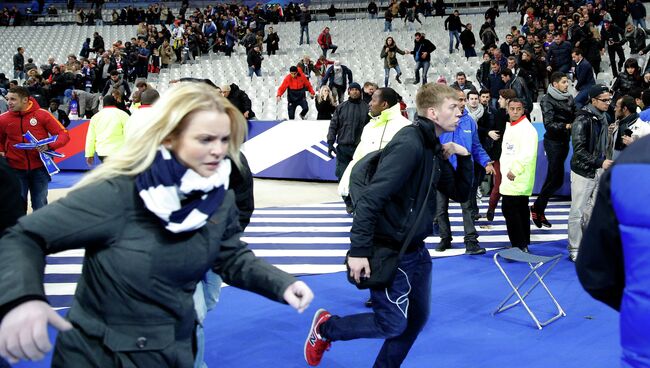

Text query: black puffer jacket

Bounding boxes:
[349,116,472,257]
[540,92,575,142]
[327,98,370,146]
[612,73,642,97]
[571,106,608,178]
[226,83,255,119]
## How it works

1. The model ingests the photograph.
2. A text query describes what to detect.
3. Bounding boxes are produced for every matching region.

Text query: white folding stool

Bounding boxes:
[492,248,567,330]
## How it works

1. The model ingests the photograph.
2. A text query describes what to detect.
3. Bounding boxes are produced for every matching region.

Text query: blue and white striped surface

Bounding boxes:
[44,199,570,309]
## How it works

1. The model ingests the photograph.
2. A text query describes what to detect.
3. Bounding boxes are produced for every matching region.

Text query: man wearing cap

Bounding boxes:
[321,61,353,104]
[326,82,370,213]
[277,66,316,120]
[600,20,626,77]
[568,84,614,262]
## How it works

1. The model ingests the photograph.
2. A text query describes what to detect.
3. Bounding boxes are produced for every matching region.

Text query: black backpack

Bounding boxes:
[348,124,421,208]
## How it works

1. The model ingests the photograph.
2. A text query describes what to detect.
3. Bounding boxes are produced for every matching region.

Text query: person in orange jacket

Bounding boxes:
[0,86,70,211]
[276,66,316,119]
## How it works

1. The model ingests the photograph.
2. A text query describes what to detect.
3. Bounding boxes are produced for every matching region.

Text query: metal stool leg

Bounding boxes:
[492,252,566,329]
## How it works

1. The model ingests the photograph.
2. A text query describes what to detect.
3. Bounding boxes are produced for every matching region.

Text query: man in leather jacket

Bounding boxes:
[568,84,614,262]
[531,72,576,228]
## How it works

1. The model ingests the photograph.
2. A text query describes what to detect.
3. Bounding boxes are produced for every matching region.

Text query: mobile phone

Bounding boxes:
[624,129,633,137]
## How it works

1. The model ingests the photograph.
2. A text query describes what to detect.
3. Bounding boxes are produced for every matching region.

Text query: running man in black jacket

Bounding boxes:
[305,83,473,367]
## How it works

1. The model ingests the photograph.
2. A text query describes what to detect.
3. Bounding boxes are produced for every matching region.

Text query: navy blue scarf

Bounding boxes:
[136,146,231,233]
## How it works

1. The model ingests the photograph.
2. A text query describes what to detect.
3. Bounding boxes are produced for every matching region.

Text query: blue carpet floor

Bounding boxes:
[16,240,619,367]
[201,240,619,368]
[49,171,85,189]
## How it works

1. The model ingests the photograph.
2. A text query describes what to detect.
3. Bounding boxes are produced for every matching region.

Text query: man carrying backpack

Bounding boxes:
[305,83,473,367]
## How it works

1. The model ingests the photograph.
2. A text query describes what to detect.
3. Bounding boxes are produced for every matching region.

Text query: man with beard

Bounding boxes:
[326,83,370,213]
[610,96,640,160]
[531,72,576,228]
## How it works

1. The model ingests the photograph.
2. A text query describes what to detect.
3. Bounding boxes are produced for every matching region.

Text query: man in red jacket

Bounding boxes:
[0,86,70,211]
[317,27,338,57]
[277,66,316,119]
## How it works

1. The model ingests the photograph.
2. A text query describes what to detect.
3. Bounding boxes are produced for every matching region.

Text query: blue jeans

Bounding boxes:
[14,70,25,80]
[633,18,647,29]
[370,13,378,19]
[384,21,392,32]
[321,44,338,57]
[414,61,430,84]
[248,67,261,78]
[288,98,309,119]
[384,65,402,87]
[13,166,50,211]
[448,30,460,52]
[193,270,223,368]
[321,246,432,367]
[300,24,310,44]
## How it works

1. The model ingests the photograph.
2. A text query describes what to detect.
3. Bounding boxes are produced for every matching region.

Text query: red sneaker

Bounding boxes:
[304,308,332,366]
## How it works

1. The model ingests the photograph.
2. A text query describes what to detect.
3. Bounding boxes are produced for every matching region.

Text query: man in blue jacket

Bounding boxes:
[436,88,495,255]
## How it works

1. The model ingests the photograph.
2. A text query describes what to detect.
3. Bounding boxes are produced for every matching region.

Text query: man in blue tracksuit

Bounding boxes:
[436,88,495,254]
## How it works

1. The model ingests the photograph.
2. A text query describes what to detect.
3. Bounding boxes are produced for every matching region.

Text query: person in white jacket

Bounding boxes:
[338,87,411,212]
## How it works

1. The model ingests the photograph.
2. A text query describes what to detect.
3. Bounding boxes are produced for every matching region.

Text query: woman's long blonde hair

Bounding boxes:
[316,85,336,105]
[75,83,247,189]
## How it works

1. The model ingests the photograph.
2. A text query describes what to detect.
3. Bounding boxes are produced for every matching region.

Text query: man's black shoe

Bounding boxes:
[395,73,402,84]
[486,210,495,221]
[436,238,452,252]
[465,242,486,255]
[412,79,420,85]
